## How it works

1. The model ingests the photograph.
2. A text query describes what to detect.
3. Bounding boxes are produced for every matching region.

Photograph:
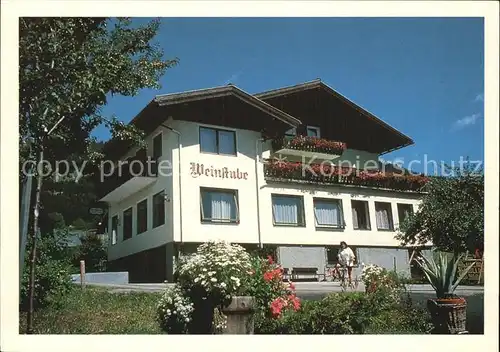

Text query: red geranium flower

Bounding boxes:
[270,297,288,317]
[263,271,274,282]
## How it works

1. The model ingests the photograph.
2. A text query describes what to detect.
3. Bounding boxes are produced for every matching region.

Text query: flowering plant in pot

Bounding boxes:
[272,135,347,155]
[415,251,476,334]
[157,240,253,334]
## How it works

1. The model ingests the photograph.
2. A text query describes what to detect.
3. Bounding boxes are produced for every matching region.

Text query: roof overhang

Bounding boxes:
[153,84,301,128]
[99,176,157,204]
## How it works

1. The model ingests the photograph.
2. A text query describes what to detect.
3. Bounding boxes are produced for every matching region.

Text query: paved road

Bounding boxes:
[83,281,484,334]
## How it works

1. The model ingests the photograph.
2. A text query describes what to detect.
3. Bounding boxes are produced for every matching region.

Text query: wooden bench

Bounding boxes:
[291,267,318,281]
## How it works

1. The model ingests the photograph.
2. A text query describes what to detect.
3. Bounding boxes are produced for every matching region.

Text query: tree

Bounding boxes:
[19,17,178,333]
[76,232,107,272]
[396,163,484,255]
[19,17,178,163]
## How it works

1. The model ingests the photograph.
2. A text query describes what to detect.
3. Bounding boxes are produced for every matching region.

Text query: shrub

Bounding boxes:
[20,229,74,311]
[255,290,433,335]
[242,255,299,320]
[20,258,74,310]
[361,264,406,307]
[365,295,433,334]
[156,285,194,334]
[255,292,383,334]
[75,232,107,272]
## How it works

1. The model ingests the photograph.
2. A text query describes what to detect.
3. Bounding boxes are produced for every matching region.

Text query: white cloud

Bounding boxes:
[474,93,484,102]
[223,70,243,85]
[452,113,482,130]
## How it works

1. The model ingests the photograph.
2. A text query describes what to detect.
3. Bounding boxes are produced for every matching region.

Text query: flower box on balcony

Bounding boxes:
[263,160,429,192]
[272,136,347,159]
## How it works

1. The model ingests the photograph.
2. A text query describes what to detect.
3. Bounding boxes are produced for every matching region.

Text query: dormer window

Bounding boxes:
[306,126,320,138]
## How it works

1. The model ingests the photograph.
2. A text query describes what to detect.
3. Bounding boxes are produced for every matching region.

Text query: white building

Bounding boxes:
[99,79,430,283]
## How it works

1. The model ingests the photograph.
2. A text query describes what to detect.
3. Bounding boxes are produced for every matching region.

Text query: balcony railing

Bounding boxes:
[271,135,347,158]
[263,159,429,192]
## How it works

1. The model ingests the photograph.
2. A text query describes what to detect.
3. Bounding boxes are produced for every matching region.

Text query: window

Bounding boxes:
[111,215,118,245]
[200,188,239,223]
[271,194,305,226]
[306,126,320,138]
[313,198,344,228]
[199,127,236,155]
[153,191,165,228]
[152,133,162,161]
[397,203,413,224]
[351,200,370,230]
[285,127,297,137]
[137,199,148,234]
[326,246,359,266]
[375,202,394,231]
[123,207,133,240]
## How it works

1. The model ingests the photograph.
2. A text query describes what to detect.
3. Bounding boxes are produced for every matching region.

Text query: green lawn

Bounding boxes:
[19,287,163,334]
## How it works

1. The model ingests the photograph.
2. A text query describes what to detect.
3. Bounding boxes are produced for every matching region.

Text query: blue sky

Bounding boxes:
[96,17,484,174]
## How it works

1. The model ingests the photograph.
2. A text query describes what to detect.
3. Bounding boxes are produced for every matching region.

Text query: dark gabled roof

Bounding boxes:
[104,79,414,158]
[151,84,301,128]
[255,79,414,154]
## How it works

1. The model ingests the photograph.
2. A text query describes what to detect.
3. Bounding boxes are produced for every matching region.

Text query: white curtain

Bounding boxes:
[273,197,299,224]
[376,205,391,229]
[352,204,359,229]
[200,128,217,153]
[203,191,236,220]
[218,130,235,155]
[314,201,341,226]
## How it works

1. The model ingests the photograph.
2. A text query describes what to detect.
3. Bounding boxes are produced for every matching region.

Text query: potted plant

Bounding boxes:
[415,251,476,334]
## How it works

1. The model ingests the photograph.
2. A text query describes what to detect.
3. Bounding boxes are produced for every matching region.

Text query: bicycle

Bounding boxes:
[326,264,359,290]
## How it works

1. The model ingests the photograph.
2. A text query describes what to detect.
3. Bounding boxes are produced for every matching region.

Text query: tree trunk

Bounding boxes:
[26,149,44,334]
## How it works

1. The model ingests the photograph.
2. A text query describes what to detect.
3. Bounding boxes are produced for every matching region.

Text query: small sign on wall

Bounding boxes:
[190,162,248,180]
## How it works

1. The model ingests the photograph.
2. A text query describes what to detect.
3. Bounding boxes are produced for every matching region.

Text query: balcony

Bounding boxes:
[263,159,429,192]
[99,156,158,203]
[271,135,347,161]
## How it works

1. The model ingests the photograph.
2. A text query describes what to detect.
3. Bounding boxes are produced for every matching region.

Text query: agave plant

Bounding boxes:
[415,251,476,299]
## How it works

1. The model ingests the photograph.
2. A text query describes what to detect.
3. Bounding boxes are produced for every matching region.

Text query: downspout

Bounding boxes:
[255,138,265,248]
[160,123,183,251]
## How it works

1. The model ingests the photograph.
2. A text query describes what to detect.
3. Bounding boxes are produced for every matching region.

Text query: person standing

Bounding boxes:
[338,241,356,283]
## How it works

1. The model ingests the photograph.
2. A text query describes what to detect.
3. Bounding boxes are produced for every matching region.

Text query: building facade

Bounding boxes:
[99,80,430,283]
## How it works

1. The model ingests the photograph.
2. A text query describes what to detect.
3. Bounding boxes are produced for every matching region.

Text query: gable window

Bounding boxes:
[397,203,414,224]
[313,198,344,229]
[199,127,236,155]
[123,207,133,240]
[200,188,239,223]
[285,127,297,137]
[351,200,370,230]
[306,126,320,138]
[375,202,394,231]
[271,194,305,226]
[111,215,118,245]
[153,191,166,228]
[137,199,148,235]
[326,246,359,266]
[152,133,162,161]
